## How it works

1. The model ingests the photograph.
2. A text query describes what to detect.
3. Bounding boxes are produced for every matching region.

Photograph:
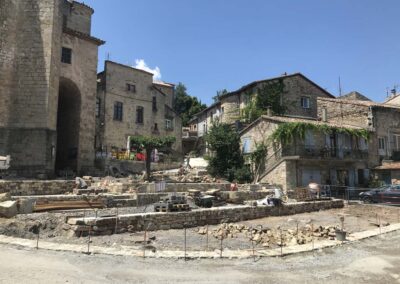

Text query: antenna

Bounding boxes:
[106,52,111,61]
[338,76,342,97]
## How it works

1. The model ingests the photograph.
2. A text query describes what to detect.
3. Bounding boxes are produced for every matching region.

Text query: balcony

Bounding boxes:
[182,128,198,139]
[283,145,368,160]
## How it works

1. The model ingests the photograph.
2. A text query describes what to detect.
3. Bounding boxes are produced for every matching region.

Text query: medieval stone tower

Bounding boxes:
[0,0,104,177]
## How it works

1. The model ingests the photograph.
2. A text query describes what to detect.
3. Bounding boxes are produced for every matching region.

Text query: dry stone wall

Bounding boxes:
[68,199,344,235]
[0,180,74,196]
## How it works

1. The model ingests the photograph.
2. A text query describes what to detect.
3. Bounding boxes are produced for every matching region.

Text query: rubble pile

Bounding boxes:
[196,222,340,247]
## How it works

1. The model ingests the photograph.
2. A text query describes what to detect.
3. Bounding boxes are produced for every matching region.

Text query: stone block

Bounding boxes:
[0,192,11,202]
[16,198,35,214]
[0,200,17,218]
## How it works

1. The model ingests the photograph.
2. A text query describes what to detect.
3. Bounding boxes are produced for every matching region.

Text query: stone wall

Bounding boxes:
[59,30,100,174]
[0,180,75,196]
[68,199,344,234]
[0,0,61,176]
[163,183,231,192]
[219,74,333,125]
[0,0,102,177]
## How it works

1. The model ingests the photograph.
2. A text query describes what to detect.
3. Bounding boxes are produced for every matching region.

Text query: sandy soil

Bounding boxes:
[0,230,400,283]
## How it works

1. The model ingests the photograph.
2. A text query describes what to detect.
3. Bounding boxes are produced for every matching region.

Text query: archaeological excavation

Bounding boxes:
[1,170,399,259]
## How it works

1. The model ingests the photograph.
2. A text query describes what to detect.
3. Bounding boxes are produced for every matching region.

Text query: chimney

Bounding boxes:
[322,108,327,122]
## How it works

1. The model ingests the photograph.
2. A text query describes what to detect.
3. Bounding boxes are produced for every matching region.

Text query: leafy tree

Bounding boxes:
[130,135,176,180]
[250,142,268,183]
[212,89,228,103]
[173,83,206,126]
[205,123,244,181]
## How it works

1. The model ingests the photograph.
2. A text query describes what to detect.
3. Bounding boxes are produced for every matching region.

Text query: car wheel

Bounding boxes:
[362,196,373,204]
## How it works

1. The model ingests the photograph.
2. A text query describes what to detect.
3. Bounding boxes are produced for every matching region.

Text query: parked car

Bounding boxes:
[359,185,400,204]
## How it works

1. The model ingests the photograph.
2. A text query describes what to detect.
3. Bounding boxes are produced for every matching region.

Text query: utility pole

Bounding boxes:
[338,77,342,97]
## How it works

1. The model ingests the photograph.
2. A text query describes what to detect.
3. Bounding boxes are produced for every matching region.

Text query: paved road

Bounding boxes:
[1,232,400,283]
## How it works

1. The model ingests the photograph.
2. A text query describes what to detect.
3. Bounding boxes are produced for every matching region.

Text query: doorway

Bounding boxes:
[55,78,81,173]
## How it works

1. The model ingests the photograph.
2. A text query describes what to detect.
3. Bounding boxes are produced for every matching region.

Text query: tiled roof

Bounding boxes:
[318,97,400,110]
[219,73,335,100]
[63,28,105,45]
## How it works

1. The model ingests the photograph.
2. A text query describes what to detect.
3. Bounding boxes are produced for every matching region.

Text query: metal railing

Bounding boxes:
[283,145,369,160]
[319,185,372,201]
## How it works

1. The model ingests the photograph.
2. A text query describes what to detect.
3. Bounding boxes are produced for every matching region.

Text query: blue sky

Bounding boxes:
[84,0,400,105]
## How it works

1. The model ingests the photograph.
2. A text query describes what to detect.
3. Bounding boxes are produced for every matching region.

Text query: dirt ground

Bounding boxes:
[1,230,400,283]
[0,203,399,253]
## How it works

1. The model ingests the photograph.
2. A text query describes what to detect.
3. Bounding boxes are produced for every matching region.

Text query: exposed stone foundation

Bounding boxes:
[0,180,74,196]
[68,199,344,235]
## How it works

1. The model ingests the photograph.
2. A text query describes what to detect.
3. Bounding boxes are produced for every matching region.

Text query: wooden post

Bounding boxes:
[379,215,382,234]
[36,227,40,250]
[311,223,314,252]
[114,208,119,234]
[220,237,223,258]
[143,222,147,259]
[184,225,187,261]
[280,228,283,257]
[87,225,91,254]
[206,224,209,251]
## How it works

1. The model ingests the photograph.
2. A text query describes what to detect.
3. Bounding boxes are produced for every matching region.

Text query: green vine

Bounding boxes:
[241,79,286,123]
[270,122,370,146]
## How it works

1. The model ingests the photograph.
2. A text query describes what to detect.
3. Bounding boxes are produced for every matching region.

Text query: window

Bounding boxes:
[378,137,386,150]
[394,135,400,151]
[61,47,72,64]
[96,98,101,117]
[153,123,158,132]
[304,130,314,149]
[242,137,251,154]
[136,106,144,124]
[126,83,136,93]
[301,97,310,109]
[165,119,173,130]
[152,96,157,111]
[113,102,123,121]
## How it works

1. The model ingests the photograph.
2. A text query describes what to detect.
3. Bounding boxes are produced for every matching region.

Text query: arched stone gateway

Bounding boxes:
[56,78,82,173]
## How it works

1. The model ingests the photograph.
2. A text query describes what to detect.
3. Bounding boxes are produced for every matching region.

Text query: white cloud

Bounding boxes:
[134,59,162,81]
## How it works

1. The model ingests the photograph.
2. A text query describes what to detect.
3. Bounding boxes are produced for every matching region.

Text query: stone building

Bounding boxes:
[240,115,370,191]
[238,96,400,190]
[95,61,182,156]
[317,97,400,185]
[184,73,334,155]
[0,0,104,177]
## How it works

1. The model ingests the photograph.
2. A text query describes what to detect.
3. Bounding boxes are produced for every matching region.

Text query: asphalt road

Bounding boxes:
[1,231,400,283]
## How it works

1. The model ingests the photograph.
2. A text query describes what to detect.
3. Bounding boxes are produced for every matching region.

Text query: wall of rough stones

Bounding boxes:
[0,180,75,196]
[68,199,344,235]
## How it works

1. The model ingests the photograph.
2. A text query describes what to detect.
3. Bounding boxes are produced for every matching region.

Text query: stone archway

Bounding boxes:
[55,78,81,173]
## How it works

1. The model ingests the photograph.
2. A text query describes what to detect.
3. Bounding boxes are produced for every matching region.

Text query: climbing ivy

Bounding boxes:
[241,79,286,123]
[270,122,370,146]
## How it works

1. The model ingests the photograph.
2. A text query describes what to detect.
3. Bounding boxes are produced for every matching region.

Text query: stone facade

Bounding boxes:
[215,73,334,126]
[0,0,103,177]
[240,115,371,190]
[317,98,400,164]
[186,73,334,154]
[95,61,182,155]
